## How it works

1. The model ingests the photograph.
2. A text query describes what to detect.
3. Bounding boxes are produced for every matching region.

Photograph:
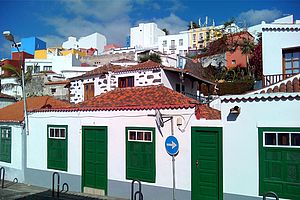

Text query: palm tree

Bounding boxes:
[239,38,255,77]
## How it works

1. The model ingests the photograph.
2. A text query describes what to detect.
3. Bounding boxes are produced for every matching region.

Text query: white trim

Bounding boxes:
[263,131,300,148]
[48,127,66,140]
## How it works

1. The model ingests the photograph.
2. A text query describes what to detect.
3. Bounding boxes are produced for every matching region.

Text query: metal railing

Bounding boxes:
[262,73,296,87]
[0,167,5,189]
[263,191,279,200]
[52,172,69,198]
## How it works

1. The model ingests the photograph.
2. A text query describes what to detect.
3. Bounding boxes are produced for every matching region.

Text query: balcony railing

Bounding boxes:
[262,73,297,87]
[169,45,177,50]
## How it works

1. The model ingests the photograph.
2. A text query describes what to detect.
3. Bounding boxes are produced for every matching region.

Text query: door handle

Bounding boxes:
[196,160,199,168]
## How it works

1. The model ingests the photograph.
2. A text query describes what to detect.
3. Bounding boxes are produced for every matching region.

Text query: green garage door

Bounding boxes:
[82,126,107,194]
[191,127,223,200]
[259,128,300,199]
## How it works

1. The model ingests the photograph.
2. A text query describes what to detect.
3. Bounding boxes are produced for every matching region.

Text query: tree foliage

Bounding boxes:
[162,28,169,35]
[249,40,262,80]
[139,53,162,63]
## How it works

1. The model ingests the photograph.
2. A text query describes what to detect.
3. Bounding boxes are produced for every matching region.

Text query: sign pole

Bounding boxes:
[171,117,175,200]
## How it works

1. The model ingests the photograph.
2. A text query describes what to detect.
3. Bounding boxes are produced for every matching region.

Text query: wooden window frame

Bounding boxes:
[84,82,94,101]
[118,76,134,88]
[282,47,300,75]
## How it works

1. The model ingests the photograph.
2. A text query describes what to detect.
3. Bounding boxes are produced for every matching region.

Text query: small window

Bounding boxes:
[179,39,183,46]
[232,60,236,65]
[128,130,153,142]
[51,88,56,93]
[118,76,134,88]
[44,66,52,71]
[163,40,167,47]
[193,34,196,42]
[264,132,300,147]
[48,127,67,139]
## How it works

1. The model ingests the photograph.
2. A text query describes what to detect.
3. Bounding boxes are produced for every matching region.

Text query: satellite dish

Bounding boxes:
[155,109,164,127]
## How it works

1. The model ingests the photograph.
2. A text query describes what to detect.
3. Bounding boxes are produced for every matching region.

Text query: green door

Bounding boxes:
[191,127,223,200]
[0,127,11,163]
[82,126,107,194]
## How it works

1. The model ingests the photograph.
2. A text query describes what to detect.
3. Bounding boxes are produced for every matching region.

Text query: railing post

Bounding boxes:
[52,172,60,198]
[0,167,5,189]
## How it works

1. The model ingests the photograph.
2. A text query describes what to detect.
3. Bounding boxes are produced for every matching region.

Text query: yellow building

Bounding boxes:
[34,48,87,59]
[187,26,223,51]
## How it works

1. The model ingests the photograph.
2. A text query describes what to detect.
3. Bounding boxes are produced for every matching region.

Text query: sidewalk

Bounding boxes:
[0,181,128,200]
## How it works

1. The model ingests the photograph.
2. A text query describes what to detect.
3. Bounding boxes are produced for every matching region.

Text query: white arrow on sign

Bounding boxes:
[166,141,177,149]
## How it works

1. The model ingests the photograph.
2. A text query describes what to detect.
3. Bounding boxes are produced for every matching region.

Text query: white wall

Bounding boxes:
[158,33,189,55]
[220,93,300,198]
[78,33,107,54]
[0,77,22,99]
[28,108,221,193]
[262,23,300,75]
[62,37,78,49]
[0,125,24,181]
[130,23,165,49]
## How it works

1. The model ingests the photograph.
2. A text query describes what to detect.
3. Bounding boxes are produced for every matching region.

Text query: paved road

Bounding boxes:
[0,181,128,200]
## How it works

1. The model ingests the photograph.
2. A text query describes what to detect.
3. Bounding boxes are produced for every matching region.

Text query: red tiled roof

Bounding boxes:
[0,96,72,123]
[249,74,300,94]
[0,93,15,99]
[34,85,220,120]
[113,60,161,73]
[45,80,70,85]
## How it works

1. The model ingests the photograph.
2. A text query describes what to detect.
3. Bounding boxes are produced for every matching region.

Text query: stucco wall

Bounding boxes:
[27,108,221,197]
[220,93,300,198]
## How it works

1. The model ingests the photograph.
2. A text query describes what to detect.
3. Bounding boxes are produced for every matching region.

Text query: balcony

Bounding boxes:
[169,45,177,50]
[262,73,297,87]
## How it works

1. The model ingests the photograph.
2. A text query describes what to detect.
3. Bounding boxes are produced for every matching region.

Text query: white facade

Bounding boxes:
[70,68,199,104]
[0,77,22,99]
[130,23,165,49]
[62,33,107,54]
[262,15,300,76]
[219,92,300,199]
[27,107,221,198]
[158,33,189,56]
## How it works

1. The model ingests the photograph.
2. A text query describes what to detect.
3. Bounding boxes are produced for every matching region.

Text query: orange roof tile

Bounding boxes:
[45,80,70,85]
[34,85,220,120]
[0,96,72,123]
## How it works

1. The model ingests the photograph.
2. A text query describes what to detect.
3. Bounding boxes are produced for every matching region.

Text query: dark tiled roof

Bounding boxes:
[0,93,15,99]
[33,85,220,120]
[0,96,72,123]
[69,64,124,80]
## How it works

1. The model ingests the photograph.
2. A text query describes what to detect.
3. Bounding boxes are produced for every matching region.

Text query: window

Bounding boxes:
[176,83,185,93]
[126,127,155,183]
[192,34,196,42]
[199,33,204,41]
[47,125,68,171]
[283,47,300,75]
[264,132,300,147]
[32,65,40,73]
[193,44,196,49]
[0,127,11,163]
[179,39,183,46]
[162,40,167,47]
[232,60,236,65]
[43,66,52,71]
[118,76,134,88]
[84,83,94,101]
[51,88,56,94]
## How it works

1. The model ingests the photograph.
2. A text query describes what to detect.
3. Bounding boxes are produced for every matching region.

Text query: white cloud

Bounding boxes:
[237,9,283,26]
[153,13,188,34]
[38,35,65,48]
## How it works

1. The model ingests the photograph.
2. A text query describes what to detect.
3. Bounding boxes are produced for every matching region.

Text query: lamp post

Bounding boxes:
[3,31,29,135]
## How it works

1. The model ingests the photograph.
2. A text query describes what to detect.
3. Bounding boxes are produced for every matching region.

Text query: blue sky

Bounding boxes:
[1,0,299,58]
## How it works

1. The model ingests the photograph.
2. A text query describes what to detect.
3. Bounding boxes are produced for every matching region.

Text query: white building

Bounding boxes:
[261,15,300,78]
[158,33,189,56]
[130,23,165,49]
[62,32,107,54]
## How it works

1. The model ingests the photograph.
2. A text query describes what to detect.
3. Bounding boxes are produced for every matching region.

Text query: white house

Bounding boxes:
[130,23,165,49]
[158,33,189,56]
[218,74,300,200]
[261,15,300,86]
[0,93,16,109]
[26,85,221,199]
[69,60,215,104]
[62,33,107,54]
[0,96,71,183]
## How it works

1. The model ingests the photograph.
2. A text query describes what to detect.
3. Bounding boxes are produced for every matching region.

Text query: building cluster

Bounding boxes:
[0,14,299,200]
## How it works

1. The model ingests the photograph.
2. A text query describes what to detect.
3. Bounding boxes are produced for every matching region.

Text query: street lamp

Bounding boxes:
[3,31,29,135]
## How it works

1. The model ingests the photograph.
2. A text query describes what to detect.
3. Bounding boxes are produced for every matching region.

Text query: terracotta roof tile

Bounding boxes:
[113,60,161,73]
[0,96,72,123]
[249,74,300,95]
[34,85,220,120]
[45,80,70,85]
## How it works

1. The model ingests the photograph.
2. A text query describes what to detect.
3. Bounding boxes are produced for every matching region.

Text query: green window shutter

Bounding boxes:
[0,127,11,163]
[259,127,300,200]
[126,127,156,183]
[47,125,68,171]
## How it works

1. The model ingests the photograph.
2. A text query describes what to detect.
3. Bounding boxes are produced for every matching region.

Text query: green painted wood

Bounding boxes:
[82,126,107,194]
[0,127,11,163]
[259,127,300,200]
[47,125,68,171]
[191,127,223,200]
[126,127,155,183]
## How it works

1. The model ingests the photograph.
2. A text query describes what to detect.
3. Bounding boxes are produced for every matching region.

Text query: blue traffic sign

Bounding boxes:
[165,136,179,156]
